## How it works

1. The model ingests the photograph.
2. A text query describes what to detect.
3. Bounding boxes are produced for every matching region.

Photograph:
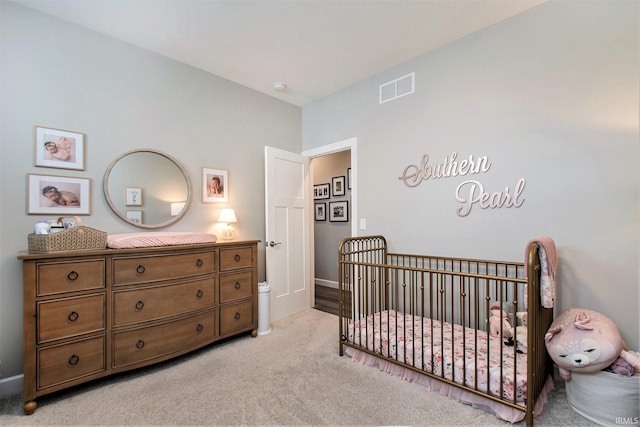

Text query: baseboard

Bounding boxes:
[0,374,23,398]
[314,278,338,289]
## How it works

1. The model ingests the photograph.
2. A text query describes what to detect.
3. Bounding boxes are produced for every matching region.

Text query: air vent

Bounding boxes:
[379,72,415,104]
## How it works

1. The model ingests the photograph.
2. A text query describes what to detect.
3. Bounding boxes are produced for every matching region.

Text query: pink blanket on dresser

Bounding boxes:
[107,232,217,248]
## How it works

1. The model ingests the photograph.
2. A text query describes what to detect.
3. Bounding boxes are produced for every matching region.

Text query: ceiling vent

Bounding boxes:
[379,72,415,104]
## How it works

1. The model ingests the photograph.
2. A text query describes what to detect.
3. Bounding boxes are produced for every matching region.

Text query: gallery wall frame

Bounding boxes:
[329,200,349,222]
[314,202,326,221]
[313,183,330,200]
[28,173,91,215]
[332,176,346,197]
[35,126,85,170]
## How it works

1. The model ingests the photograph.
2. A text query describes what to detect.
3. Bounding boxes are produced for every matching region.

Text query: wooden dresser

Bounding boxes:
[18,240,259,415]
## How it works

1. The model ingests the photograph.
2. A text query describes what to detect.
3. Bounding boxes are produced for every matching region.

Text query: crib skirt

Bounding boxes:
[345,346,554,424]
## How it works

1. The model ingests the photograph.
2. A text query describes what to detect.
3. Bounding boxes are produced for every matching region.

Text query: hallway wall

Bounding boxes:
[312,150,351,286]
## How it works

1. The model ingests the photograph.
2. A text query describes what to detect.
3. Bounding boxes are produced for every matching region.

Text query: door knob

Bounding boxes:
[267,241,282,247]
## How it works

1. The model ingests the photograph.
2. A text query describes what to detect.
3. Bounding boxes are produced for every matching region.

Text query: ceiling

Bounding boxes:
[13,0,548,107]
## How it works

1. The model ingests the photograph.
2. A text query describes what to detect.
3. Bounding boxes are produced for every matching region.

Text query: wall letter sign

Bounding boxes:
[399,151,526,217]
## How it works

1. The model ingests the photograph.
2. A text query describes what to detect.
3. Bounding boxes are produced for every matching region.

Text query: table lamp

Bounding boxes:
[218,208,237,240]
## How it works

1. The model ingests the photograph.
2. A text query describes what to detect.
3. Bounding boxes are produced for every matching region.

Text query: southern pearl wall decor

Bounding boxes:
[399,151,526,217]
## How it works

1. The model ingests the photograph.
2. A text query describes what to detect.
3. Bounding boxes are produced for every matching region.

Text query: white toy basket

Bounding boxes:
[565,369,639,426]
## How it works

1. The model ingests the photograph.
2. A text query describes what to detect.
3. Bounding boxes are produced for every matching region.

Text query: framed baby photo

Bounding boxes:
[28,174,91,215]
[35,126,85,170]
[202,167,228,203]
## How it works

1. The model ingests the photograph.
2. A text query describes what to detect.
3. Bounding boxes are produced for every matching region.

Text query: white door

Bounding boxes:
[264,146,311,322]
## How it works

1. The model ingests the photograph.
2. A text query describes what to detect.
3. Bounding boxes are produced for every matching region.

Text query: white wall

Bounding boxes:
[0,1,301,385]
[303,1,639,349]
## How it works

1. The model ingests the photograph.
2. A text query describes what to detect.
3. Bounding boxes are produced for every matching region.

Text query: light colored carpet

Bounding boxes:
[0,308,596,426]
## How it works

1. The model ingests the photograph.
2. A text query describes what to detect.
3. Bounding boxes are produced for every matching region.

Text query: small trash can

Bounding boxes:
[258,281,271,335]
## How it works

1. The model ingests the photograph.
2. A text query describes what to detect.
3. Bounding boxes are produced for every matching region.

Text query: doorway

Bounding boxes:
[302,137,357,315]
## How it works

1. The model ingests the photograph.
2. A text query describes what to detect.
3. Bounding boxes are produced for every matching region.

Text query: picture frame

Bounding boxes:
[202,167,228,203]
[125,187,143,206]
[332,175,346,197]
[347,168,352,190]
[314,202,326,221]
[28,174,91,215]
[126,210,143,224]
[313,183,330,200]
[329,200,349,222]
[35,126,85,170]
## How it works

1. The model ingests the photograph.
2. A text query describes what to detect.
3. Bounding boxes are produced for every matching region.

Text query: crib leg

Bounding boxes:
[525,410,533,427]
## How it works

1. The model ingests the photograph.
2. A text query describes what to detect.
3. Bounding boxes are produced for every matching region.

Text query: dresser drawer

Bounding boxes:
[38,336,105,389]
[113,251,216,286]
[37,294,105,343]
[220,271,254,303]
[219,247,253,271]
[112,310,216,368]
[220,300,254,335]
[113,277,215,327]
[37,259,105,296]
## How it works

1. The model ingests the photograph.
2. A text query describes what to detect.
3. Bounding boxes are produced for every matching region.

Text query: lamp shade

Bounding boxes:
[218,208,237,223]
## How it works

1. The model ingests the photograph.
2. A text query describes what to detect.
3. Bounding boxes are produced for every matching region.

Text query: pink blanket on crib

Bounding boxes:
[347,310,529,404]
[526,237,557,308]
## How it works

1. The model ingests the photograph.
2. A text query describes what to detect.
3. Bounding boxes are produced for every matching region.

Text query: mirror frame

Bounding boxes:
[103,148,192,229]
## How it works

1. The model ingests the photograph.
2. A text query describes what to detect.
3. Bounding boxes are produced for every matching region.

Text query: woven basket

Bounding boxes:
[28,225,107,253]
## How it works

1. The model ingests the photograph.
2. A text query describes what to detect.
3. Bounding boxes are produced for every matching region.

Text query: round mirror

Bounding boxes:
[103,149,191,228]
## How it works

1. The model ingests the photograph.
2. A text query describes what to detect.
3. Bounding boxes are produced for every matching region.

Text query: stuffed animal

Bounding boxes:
[606,356,636,376]
[509,311,528,354]
[545,308,640,380]
[489,305,512,343]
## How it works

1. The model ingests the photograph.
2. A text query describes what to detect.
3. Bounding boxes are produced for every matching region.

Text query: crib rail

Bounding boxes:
[338,235,553,427]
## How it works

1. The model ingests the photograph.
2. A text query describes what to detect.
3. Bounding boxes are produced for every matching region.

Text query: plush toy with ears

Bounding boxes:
[545,308,640,380]
[489,305,512,343]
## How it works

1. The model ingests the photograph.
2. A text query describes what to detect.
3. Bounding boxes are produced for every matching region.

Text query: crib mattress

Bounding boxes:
[347,310,528,405]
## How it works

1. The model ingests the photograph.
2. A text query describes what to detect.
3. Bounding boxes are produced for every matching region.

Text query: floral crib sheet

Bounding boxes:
[346,310,528,405]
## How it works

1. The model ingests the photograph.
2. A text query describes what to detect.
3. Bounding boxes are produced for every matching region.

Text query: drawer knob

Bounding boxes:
[136,265,146,274]
[234,312,241,320]
[67,271,79,281]
[196,323,204,332]
[135,300,145,310]
[68,354,80,366]
[196,259,203,267]
[234,254,241,262]
[196,290,204,298]
[234,282,241,290]
[68,311,79,322]
[136,340,145,349]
